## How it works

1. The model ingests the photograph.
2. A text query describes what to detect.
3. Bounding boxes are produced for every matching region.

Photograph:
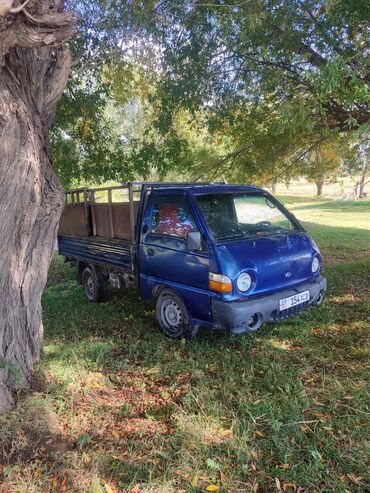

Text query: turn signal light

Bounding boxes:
[209,273,232,293]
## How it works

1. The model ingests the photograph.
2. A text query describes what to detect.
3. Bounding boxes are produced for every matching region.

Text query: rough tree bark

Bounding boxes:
[0,0,76,412]
[357,163,368,198]
[315,177,324,196]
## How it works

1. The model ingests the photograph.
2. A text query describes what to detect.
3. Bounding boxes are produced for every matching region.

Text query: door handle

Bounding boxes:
[147,247,155,257]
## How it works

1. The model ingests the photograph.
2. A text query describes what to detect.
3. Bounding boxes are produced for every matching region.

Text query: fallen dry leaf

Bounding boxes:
[255,430,267,438]
[346,474,363,485]
[275,477,282,492]
[206,485,220,492]
[191,474,199,487]
[221,428,233,436]
[104,484,116,493]
[250,449,260,461]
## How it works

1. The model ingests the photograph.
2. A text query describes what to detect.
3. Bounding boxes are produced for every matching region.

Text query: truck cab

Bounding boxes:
[58,183,327,338]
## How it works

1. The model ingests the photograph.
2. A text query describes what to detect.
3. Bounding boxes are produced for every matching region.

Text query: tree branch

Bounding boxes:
[195,144,252,181]
[0,9,77,58]
[270,137,327,182]
[44,47,72,123]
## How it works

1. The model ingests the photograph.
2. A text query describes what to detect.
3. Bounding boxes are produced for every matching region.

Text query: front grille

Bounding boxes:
[272,300,310,321]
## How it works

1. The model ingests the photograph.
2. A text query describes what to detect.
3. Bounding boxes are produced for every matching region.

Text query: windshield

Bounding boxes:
[196,193,299,241]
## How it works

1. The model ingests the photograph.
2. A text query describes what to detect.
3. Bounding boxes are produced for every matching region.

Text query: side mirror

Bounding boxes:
[187,231,202,251]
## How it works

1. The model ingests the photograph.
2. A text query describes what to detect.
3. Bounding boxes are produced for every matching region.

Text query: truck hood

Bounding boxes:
[213,231,320,298]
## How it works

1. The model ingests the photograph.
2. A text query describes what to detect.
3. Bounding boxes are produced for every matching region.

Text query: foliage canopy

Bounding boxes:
[53,0,370,186]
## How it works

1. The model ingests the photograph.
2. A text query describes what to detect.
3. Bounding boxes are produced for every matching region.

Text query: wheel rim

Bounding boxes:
[161,298,183,333]
[85,274,95,298]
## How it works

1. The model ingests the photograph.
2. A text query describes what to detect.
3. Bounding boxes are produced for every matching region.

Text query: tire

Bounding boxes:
[155,289,199,339]
[82,266,107,302]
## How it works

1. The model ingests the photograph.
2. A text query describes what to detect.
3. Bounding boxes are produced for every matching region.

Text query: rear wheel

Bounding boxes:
[82,266,107,302]
[155,289,198,339]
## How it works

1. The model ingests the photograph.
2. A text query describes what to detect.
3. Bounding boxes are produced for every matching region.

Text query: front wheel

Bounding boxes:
[155,289,198,339]
[82,266,107,302]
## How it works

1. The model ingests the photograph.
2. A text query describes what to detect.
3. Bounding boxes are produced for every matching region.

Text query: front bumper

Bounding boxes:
[211,275,327,334]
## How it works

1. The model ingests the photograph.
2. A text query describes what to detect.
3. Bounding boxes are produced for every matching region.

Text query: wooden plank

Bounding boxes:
[112,203,131,240]
[91,191,97,236]
[128,183,136,243]
[108,189,114,238]
[58,203,87,236]
[93,205,111,237]
[83,188,91,236]
[63,181,226,198]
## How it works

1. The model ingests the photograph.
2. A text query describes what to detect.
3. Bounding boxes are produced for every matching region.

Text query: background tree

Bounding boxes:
[304,142,341,195]
[0,0,76,412]
[110,0,369,181]
[48,0,369,189]
[340,131,370,198]
[51,0,164,187]
[51,81,138,188]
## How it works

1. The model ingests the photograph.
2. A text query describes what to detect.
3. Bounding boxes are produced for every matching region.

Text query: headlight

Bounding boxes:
[237,272,252,292]
[312,257,320,273]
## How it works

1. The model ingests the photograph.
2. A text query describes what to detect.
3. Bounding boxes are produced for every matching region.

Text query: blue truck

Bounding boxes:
[58,182,327,338]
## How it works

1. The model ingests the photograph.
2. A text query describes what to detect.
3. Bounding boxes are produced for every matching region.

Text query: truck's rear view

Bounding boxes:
[58,183,140,301]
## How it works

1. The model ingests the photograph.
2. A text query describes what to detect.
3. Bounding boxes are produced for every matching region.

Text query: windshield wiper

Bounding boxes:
[216,232,254,241]
[216,229,291,241]
[216,233,245,241]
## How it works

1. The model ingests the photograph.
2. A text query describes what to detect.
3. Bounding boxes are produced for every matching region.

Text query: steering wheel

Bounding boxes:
[255,221,272,228]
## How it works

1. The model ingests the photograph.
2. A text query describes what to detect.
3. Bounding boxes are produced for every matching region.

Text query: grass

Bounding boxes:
[1,197,369,493]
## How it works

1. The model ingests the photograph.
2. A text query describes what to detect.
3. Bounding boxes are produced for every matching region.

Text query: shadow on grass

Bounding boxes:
[40,220,370,386]
[302,221,370,258]
[3,216,369,492]
[276,195,331,205]
[290,199,370,213]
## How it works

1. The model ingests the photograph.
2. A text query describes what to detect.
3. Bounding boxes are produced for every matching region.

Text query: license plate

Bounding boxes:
[279,290,310,311]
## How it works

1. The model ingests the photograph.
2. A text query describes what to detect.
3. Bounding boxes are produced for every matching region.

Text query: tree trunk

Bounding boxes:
[358,163,368,197]
[315,177,324,196]
[0,3,76,413]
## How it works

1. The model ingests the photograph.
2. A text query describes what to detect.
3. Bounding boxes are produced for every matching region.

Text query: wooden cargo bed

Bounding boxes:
[58,183,141,242]
[58,235,135,272]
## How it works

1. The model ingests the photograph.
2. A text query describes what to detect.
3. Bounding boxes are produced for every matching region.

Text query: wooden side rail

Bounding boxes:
[60,181,225,242]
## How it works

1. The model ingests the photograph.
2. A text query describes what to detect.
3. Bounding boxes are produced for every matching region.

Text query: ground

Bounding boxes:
[0,195,369,493]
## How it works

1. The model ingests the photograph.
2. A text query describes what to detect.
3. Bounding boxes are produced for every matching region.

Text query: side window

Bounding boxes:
[151,198,199,238]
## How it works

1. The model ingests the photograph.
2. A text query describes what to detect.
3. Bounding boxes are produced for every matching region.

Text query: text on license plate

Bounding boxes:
[279,290,310,311]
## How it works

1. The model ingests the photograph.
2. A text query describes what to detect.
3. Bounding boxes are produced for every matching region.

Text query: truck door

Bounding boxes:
[138,194,210,318]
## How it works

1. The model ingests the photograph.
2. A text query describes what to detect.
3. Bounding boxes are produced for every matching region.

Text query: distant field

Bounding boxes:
[0,197,369,493]
[272,177,365,200]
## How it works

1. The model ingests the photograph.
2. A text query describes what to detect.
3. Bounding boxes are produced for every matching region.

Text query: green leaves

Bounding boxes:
[53,1,369,187]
